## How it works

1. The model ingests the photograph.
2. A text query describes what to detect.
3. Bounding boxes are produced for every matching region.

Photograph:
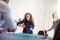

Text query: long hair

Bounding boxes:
[23,13,34,22]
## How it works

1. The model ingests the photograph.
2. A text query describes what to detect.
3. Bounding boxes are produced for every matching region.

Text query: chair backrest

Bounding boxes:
[53,22,60,40]
[38,31,44,35]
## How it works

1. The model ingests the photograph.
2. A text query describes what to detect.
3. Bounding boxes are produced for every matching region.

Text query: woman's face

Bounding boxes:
[26,14,30,21]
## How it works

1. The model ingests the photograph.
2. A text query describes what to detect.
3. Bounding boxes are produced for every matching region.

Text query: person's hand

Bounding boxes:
[7,28,16,32]
[0,28,4,30]
[30,28,33,30]
[44,30,47,33]
[12,28,16,32]
[0,28,4,33]
[7,28,12,32]
[20,23,26,28]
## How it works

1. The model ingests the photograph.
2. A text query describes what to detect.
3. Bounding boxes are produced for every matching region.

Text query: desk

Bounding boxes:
[0,33,51,40]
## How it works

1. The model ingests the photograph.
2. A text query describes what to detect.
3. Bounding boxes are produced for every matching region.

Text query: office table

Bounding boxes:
[0,32,52,40]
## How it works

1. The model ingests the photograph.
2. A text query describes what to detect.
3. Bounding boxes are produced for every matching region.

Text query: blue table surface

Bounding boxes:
[0,32,51,40]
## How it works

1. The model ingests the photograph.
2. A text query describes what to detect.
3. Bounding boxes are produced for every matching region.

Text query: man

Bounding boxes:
[0,0,16,33]
[45,12,60,33]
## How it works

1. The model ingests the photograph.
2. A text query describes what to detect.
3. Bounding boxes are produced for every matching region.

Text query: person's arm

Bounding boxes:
[0,1,16,32]
[17,20,24,26]
[31,22,35,29]
[46,25,53,32]
[0,27,4,33]
[3,12,15,28]
[30,22,35,30]
[3,11,16,32]
[17,20,26,28]
[2,5,16,32]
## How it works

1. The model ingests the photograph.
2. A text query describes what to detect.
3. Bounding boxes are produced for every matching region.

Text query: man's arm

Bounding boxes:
[46,25,54,32]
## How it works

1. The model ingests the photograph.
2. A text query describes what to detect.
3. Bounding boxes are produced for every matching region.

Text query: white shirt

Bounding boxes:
[0,1,15,29]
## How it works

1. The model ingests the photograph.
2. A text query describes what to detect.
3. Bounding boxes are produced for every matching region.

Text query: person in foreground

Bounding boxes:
[0,0,16,33]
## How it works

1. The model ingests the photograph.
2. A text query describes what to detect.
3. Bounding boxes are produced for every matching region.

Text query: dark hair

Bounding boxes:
[23,13,34,22]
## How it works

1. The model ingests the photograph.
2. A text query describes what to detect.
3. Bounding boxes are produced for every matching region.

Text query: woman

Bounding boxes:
[19,13,35,34]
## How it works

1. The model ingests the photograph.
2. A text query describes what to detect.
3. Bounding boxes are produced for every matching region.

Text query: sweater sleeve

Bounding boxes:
[17,20,25,25]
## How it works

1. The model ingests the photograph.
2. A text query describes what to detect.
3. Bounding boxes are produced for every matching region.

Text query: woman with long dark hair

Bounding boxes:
[18,13,35,34]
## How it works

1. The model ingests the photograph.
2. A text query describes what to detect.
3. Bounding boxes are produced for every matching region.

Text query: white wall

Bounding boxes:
[9,0,57,37]
[9,0,46,34]
[57,0,60,19]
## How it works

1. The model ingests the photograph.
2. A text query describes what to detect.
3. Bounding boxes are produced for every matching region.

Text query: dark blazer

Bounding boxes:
[17,20,35,34]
